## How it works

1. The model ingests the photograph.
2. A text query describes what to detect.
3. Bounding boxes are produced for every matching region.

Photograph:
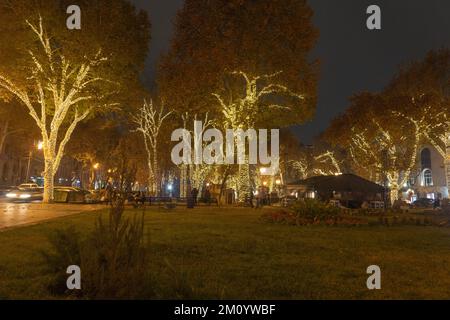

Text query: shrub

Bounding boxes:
[291,199,341,225]
[261,200,369,227]
[80,198,151,299]
[42,197,152,299]
[40,226,82,296]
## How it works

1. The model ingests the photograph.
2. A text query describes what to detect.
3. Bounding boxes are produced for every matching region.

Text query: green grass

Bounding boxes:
[1,206,450,299]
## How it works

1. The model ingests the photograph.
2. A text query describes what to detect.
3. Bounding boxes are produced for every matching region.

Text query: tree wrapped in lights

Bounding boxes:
[0,17,116,202]
[291,150,342,179]
[386,49,450,188]
[159,0,318,203]
[212,71,304,202]
[179,112,214,198]
[314,151,342,175]
[133,99,172,195]
[325,93,425,204]
[0,0,150,202]
[349,120,417,204]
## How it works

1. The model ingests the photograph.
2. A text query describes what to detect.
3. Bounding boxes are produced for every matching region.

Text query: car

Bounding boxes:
[54,187,98,204]
[412,198,435,209]
[5,186,44,202]
[17,183,40,189]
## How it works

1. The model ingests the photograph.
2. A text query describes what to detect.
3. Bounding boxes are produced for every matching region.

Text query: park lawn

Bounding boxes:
[1,206,450,299]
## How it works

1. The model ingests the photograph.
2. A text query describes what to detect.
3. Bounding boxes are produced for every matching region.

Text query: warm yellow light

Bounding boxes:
[37,141,43,150]
[263,181,268,186]
[275,179,281,185]
[93,163,100,170]
[260,167,267,174]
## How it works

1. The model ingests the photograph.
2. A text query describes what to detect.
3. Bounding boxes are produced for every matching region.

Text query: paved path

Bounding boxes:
[0,201,104,230]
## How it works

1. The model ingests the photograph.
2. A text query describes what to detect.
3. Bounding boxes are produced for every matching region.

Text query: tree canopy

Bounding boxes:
[0,0,151,110]
[158,0,318,128]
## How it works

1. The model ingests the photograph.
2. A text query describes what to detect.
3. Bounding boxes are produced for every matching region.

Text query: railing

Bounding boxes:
[128,196,219,207]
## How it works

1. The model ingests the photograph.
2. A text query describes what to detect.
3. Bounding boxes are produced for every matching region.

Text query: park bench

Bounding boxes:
[129,196,219,209]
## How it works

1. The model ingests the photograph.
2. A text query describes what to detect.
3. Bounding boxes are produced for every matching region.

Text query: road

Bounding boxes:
[0,200,103,230]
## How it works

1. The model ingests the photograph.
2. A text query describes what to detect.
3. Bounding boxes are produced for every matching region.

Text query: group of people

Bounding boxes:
[248,188,271,209]
[190,187,212,205]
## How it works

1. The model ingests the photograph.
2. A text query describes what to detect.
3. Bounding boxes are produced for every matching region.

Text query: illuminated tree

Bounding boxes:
[325,93,426,204]
[159,0,317,123]
[384,49,450,193]
[180,112,215,198]
[387,49,450,159]
[291,150,342,179]
[211,71,304,201]
[0,18,116,201]
[0,1,150,201]
[159,0,317,203]
[133,100,173,195]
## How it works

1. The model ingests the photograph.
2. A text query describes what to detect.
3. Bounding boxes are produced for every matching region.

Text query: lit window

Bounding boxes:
[423,169,433,186]
[421,148,432,170]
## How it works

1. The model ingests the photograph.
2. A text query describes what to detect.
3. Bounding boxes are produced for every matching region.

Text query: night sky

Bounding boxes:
[130,0,450,143]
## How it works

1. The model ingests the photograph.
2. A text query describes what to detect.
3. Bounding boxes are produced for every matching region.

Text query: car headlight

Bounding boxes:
[6,193,17,198]
[19,194,32,199]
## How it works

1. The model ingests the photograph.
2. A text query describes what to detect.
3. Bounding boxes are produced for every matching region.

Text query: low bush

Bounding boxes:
[261,200,368,227]
[291,199,341,224]
[40,226,82,296]
[41,197,152,299]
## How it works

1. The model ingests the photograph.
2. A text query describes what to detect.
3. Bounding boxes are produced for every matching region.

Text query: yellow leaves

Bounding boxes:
[158,0,317,124]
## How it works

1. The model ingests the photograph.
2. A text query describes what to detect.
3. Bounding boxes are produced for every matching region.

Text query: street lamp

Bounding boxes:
[92,163,100,189]
[275,178,282,197]
[26,140,44,183]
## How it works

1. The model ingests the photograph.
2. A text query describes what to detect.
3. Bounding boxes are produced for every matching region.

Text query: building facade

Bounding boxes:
[403,144,449,202]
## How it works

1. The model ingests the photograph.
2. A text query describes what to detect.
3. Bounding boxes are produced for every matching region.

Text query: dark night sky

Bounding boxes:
[130,0,450,143]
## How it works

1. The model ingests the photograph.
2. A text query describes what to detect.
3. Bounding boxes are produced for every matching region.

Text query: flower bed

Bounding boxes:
[260,199,450,228]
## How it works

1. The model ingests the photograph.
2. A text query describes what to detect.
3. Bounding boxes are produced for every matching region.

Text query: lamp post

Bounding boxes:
[275,178,282,195]
[25,140,43,183]
[92,163,100,189]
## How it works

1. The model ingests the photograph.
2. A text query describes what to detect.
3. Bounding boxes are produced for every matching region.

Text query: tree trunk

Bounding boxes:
[146,159,155,195]
[43,159,55,203]
[0,120,8,156]
[218,166,231,205]
[237,161,250,203]
[180,164,187,198]
[389,185,399,205]
[445,133,450,194]
[0,121,8,183]
[388,172,400,205]
[152,145,159,196]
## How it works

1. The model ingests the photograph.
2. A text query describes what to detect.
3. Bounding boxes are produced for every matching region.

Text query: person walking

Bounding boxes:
[191,187,199,205]
[204,188,211,205]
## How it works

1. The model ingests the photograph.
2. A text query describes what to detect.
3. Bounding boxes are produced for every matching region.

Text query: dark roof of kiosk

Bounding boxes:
[287,174,385,193]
